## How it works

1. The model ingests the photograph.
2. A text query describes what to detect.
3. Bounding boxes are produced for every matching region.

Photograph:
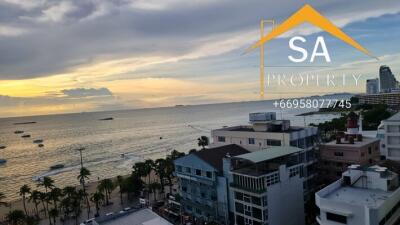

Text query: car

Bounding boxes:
[105,212,114,216]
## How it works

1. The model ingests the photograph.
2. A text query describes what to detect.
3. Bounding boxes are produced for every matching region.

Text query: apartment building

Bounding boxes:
[211,112,318,199]
[173,144,249,224]
[382,112,400,161]
[356,92,400,108]
[316,165,400,225]
[224,146,305,225]
[319,112,380,182]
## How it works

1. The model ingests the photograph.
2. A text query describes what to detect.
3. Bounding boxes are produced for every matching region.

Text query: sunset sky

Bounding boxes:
[0,0,400,117]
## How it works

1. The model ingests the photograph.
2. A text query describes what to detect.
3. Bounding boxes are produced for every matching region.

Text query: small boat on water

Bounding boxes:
[21,134,31,138]
[0,159,7,165]
[0,146,6,149]
[38,144,44,148]
[50,164,64,170]
[33,139,43,144]
[14,121,36,125]
[99,117,114,121]
[14,130,24,134]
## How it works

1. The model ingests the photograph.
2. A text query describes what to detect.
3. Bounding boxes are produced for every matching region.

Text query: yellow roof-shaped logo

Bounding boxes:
[247,4,376,59]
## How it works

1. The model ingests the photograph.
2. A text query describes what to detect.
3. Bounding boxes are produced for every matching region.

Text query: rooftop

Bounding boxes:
[324,184,392,208]
[216,125,303,133]
[385,112,400,122]
[323,136,379,147]
[233,146,303,164]
[100,209,172,225]
[193,144,249,172]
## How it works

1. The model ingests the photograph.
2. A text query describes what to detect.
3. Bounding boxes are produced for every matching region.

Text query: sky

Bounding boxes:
[0,0,399,117]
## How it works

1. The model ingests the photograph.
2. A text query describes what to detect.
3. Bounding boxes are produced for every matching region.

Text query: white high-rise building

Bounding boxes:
[315,165,400,225]
[211,112,319,200]
[382,112,400,161]
[224,146,305,225]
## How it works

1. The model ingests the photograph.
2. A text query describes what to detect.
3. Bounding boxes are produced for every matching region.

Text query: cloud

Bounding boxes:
[61,87,113,98]
[0,0,399,79]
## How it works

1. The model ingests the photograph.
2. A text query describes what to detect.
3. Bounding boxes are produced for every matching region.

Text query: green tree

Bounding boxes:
[90,191,104,217]
[98,179,114,205]
[19,185,31,216]
[6,210,26,225]
[197,136,209,149]
[28,190,41,218]
[116,176,125,205]
[148,182,161,202]
[48,208,59,225]
[77,167,91,218]
[154,159,167,193]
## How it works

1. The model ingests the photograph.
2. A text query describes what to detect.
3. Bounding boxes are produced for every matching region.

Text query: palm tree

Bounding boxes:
[90,192,104,217]
[19,185,31,216]
[167,149,185,161]
[28,190,41,218]
[38,192,48,217]
[6,210,26,225]
[77,167,91,218]
[197,136,209,149]
[37,176,55,219]
[0,192,9,207]
[148,182,161,202]
[98,179,114,205]
[154,159,166,193]
[49,188,62,211]
[116,176,124,205]
[48,208,59,225]
[164,158,175,193]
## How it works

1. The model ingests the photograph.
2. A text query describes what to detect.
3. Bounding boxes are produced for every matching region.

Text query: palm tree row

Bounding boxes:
[0,148,187,225]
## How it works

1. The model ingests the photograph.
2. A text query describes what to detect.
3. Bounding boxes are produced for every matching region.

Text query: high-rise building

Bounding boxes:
[315,165,400,225]
[224,146,305,225]
[380,65,398,93]
[211,112,319,200]
[366,78,379,94]
[382,112,400,161]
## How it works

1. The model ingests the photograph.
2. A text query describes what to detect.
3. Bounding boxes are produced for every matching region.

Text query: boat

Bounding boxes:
[0,159,6,165]
[50,164,64,170]
[14,130,24,134]
[0,146,6,149]
[33,139,43,144]
[14,121,36,125]
[38,144,44,148]
[120,153,125,158]
[99,117,114,121]
[21,134,31,138]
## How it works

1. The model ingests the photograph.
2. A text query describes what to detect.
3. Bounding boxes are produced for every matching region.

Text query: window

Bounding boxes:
[235,192,243,201]
[185,167,191,173]
[243,194,251,203]
[368,147,372,154]
[334,152,344,157]
[195,169,201,176]
[244,217,252,225]
[248,138,255,145]
[267,139,282,146]
[235,202,244,214]
[251,196,261,206]
[206,171,212,178]
[176,165,182,172]
[244,205,252,216]
[218,136,226,142]
[326,212,347,224]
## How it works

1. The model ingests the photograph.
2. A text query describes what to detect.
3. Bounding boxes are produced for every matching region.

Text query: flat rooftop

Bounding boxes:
[324,185,392,208]
[215,125,304,133]
[233,146,303,163]
[100,209,172,225]
[323,136,379,147]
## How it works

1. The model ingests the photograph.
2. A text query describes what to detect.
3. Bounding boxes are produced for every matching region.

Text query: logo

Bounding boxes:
[246,4,377,97]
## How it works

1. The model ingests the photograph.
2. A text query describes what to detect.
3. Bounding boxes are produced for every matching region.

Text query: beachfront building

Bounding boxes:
[173,144,249,224]
[315,165,400,225]
[225,146,305,225]
[319,112,380,183]
[211,112,318,199]
[356,92,400,109]
[382,112,400,161]
[380,65,399,93]
[366,78,379,94]
[96,208,173,225]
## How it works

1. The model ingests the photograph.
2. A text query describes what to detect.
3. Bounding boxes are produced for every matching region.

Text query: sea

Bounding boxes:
[0,97,347,201]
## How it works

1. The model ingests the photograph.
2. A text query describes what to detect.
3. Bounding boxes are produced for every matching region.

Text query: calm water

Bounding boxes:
[0,99,341,200]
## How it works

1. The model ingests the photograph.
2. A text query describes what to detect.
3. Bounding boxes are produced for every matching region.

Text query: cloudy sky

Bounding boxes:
[0,0,399,117]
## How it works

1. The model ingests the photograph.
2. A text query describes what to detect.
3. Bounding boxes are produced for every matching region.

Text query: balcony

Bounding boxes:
[230,183,266,194]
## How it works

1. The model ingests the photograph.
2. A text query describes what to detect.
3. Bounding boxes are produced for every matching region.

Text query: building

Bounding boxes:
[382,112,400,161]
[366,78,379,94]
[315,165,400,225]
[225,146,305,225]
[173,144,249,224]
[380,65,399,93]
[319,112,380,182]
[356,92,400,108]
[211,112,319,199]
[97,208,173,225]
